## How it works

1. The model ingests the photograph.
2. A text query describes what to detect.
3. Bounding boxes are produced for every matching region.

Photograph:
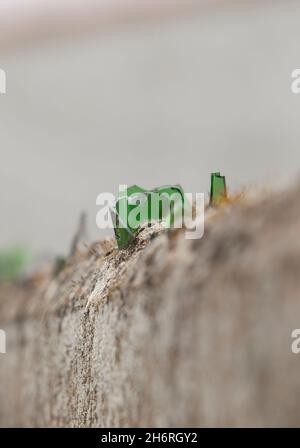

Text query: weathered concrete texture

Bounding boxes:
[1,184,300,427]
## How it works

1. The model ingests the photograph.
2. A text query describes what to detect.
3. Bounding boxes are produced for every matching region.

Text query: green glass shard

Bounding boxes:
[210,172,227,206]
[113,184,190,250]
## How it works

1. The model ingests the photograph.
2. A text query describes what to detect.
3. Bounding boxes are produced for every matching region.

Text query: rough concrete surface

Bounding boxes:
[1,182,300,427]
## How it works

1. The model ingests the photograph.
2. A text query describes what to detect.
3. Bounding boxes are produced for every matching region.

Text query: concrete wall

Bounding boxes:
[1,183,300,426]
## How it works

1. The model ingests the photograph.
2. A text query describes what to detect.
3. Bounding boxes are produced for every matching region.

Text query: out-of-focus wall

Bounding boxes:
[0,1,299,255]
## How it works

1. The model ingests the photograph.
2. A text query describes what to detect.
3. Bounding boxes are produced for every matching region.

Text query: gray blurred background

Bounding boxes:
[0,0,299,258]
